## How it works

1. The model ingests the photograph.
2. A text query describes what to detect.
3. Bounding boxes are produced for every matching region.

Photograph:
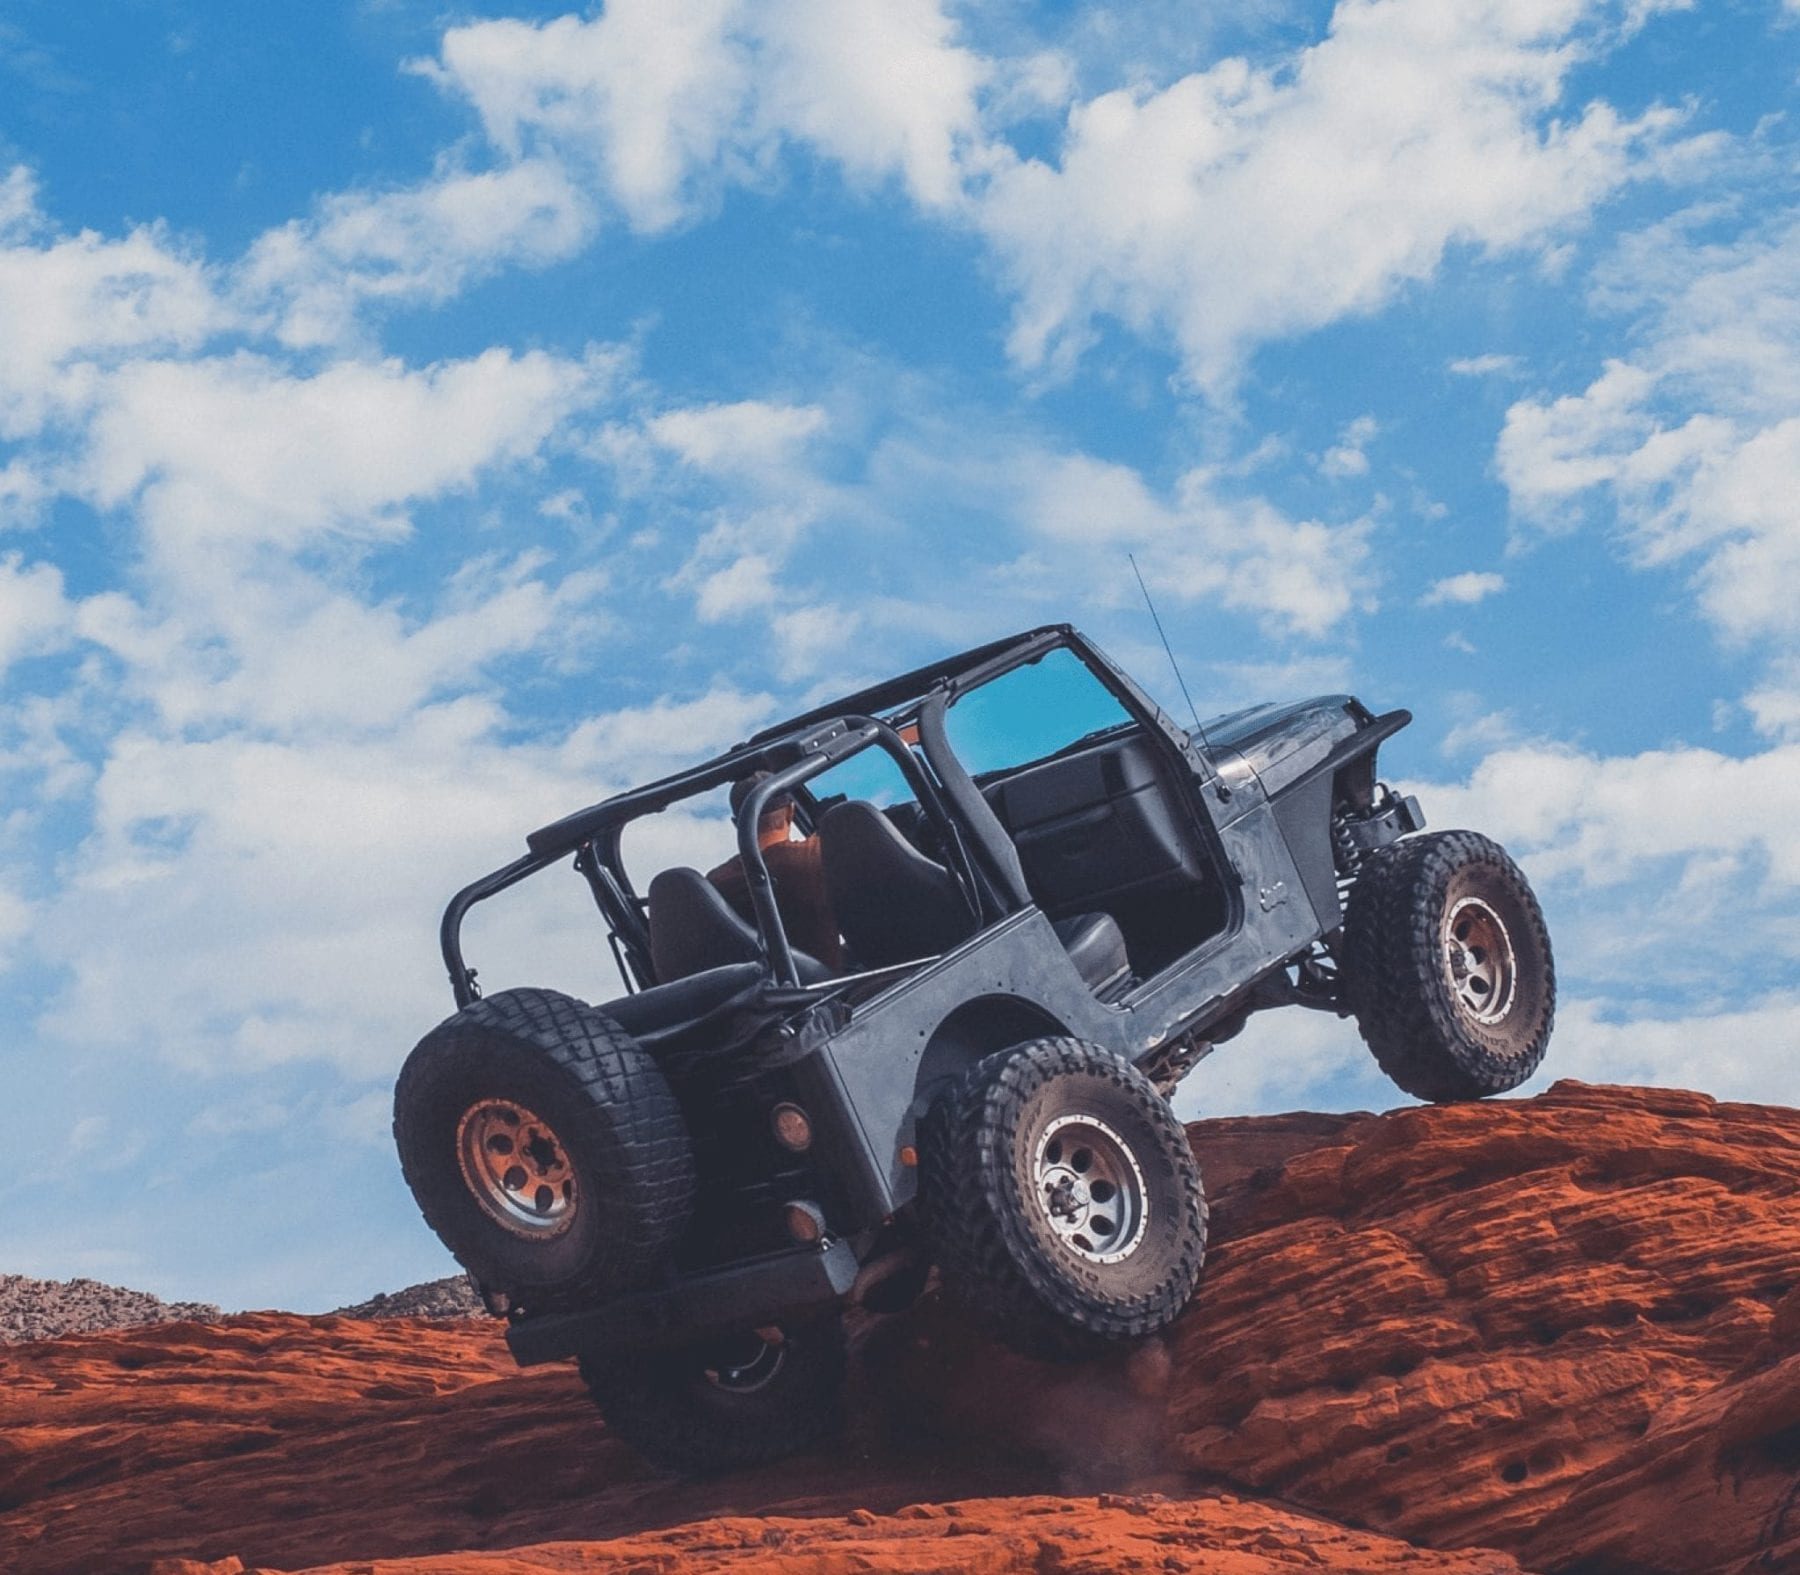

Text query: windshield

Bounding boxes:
[944,646,1136,779]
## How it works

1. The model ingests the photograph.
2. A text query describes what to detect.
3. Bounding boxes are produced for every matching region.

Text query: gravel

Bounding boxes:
[330,1274,484,1320]
[0,1269,486,1343]
[0,1273,221,1344]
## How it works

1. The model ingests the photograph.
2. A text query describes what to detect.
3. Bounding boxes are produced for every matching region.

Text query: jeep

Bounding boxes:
[393,625,1554,1471]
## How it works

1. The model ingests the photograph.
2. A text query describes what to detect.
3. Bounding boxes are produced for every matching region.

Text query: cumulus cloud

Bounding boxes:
[1418,736,1800,1012]
[974,0,1688,391]
[1497,208,1800,723]
[1015,451,1375,638]
[0,553,72,675]
[79,347,602,563]
[1549,994,1800,1105]
[240,158,596,348]
[1421,570,1506,606]
[421,0,986,230]
[1320,415,1378,479]
[0,167,230,437]
[648,399,827,472]
[1424,738,1800,889]
[36,683,772,1079]
[406,1,1700,397]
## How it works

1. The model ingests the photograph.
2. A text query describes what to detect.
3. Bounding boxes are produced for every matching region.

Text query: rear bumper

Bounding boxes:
[504,1238,860,1366]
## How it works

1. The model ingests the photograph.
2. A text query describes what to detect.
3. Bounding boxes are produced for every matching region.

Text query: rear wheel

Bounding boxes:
[920,1037,1207,1361]
[1342,830,1555,1102]
[578,1314,848,1474]
[393,988,695,1314]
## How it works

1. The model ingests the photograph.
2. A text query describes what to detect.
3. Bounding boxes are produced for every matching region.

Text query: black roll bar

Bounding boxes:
[439,711,969,1006]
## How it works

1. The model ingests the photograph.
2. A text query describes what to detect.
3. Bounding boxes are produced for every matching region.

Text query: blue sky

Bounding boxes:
[2,0,1797,1310]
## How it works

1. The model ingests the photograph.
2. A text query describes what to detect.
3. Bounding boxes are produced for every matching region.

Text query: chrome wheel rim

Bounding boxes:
[1443,896,1518,1027]
[455,1098,579,1239]
[1032,1114,1148,1264]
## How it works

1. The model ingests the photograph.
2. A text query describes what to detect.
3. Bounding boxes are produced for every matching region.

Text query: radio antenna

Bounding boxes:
[1129,552,1230,802]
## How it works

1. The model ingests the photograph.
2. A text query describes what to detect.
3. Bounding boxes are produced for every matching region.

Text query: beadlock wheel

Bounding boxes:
[1033,1114,1149,1264]
[1443,896,1518,1028]
[920,1036,1207,1360]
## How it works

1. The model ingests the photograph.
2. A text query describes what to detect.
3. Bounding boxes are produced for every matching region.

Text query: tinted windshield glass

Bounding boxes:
[944,647,1135,778]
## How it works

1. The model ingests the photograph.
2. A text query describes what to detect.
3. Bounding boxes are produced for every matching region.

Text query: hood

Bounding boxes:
[1197,694,1366,795]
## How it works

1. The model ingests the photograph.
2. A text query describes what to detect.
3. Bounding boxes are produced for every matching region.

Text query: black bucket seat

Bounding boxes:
[647,867,834,985]
[818,800,1130,993]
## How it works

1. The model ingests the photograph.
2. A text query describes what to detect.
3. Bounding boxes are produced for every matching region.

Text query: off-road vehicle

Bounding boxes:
[394,625,1553,1472]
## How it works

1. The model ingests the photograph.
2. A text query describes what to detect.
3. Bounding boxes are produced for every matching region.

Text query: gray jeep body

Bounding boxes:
[435,624,1421,1366]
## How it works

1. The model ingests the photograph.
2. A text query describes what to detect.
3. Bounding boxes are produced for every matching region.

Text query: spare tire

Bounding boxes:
[393,987,695,1314]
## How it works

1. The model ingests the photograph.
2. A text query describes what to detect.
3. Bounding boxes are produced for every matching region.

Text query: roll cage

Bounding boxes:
[439,625,1206,1010]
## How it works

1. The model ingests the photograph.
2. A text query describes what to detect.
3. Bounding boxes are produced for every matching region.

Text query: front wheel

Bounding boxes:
[919,1038,1207,1361]
[578,1314,848,1474]
[1342,830,1555,1102]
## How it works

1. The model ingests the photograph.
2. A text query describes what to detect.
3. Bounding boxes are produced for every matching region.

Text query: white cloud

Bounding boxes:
[80,347,601,562]
[648,399,827,471]
[1548,993,1800,1105]
[1319,414,1377,479]
[0,168,230,437]
[1448,352,1523,376]
[1438,708,1519,755]
[423,0,986,230]
[424,3,756,232]
[773,601,861,678]
[1017,451,1375,638]
[1497,208,1800,726]
[1421,570,1506,606]
[0,553,72,675]
[975,0,1688,391]
[1422,738,1800,890]
[399,1,1701,400]
[36,679,777,1081]
[239,158,596,348]
[693,551,781,619]
[1409,731,1800,1105]
[0,164,38,235]
[751,0,987,208]
[0,878,29,971]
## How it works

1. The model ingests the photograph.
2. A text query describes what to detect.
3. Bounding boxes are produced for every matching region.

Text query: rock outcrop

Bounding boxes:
[329,1273,483,1321]
[0,1081,1793,1575]
[1169,1082,1800,1572]
[0,1274,220,1344]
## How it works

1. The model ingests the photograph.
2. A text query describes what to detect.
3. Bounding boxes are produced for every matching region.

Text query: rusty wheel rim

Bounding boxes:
[1443,895,1518,1029]
[456,1099,579,1239]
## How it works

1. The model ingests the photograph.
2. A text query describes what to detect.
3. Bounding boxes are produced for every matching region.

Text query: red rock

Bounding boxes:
[1165,1081,1800,1571]
[0,1082,1792,1575]
[278,1496,1524,1574]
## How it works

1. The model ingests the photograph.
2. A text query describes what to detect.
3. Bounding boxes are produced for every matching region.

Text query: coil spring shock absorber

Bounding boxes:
[1331,805,1364,916]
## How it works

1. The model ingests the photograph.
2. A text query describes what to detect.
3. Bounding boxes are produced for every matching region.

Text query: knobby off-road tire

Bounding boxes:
[1342,830,1555,1103]
[919,1037,1207,1362]
[578,1314,848,1475]
[393,987,695,1314]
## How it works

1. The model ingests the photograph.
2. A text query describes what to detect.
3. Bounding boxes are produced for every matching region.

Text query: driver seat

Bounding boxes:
[818,800,1132,994]
[647,867,834,985]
